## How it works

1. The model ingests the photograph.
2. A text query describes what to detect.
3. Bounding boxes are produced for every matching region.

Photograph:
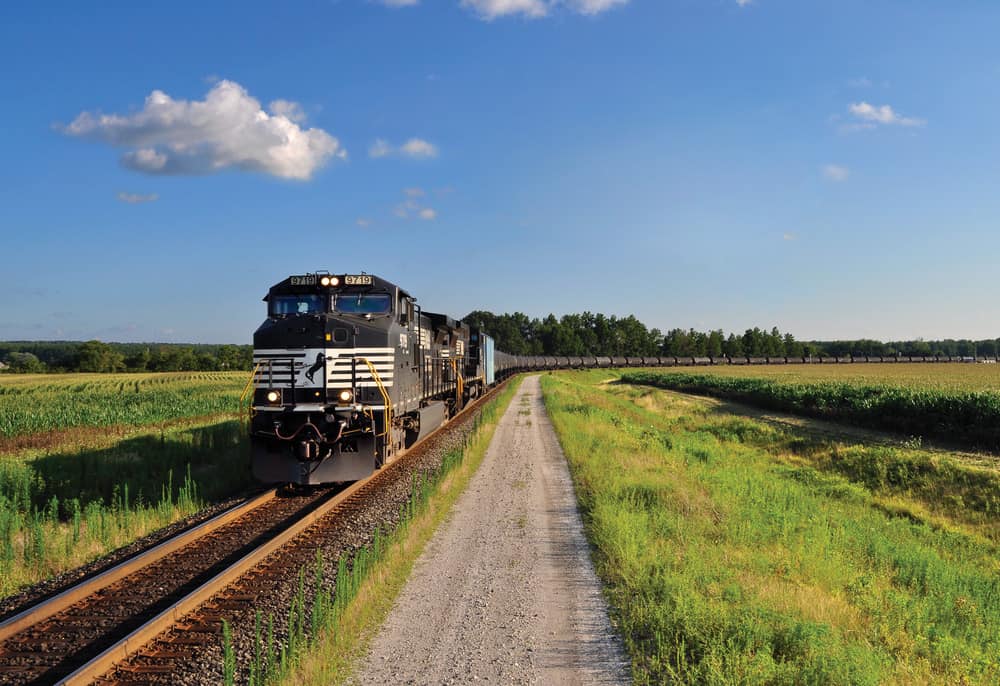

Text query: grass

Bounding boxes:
[622,366,1000,450]
[0,418,253,598]
[541,370,1000,685]
[261,379,521,686]
[0,371,249,441]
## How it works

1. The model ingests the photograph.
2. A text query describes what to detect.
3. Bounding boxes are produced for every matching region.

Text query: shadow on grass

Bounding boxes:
[3,420,253,515]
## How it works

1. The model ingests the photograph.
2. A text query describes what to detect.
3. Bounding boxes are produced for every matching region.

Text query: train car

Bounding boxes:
[249,273,490,486]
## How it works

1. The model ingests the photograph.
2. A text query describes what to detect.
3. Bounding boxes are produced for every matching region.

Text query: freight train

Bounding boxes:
[249,272,981,485]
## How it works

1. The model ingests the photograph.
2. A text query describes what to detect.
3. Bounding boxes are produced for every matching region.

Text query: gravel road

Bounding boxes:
[352,375,629,685]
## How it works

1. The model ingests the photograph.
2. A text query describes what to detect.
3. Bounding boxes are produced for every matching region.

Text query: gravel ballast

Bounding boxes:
[351,374,629,685]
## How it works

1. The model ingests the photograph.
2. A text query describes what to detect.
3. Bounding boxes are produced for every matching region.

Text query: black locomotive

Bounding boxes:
[250,272,495,485]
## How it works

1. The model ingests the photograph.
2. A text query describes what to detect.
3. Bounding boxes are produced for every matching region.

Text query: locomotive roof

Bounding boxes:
[263,272,411,301]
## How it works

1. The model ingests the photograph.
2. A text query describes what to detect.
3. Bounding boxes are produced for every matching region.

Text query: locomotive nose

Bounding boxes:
[255,314,328,349]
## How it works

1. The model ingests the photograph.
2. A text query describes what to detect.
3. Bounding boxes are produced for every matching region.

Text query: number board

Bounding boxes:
[290,275,317,286]
[344,275,374,285]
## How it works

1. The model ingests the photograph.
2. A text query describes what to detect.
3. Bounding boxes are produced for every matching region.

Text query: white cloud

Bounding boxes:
[64,80,344,180]
[848,101,925,127]
[377,0,419,6]
[783,232,797,241]
[822,164,849,182]
[369,138,439,159]
[461,0,548,19]
[117,191,159,204]
[369,139,392,158]
[736,0,752,6]
[393,189,438,220]
[268,99,307,123]
[566,0,628,14]
[460,0,627,20]
[356,217,372,228]
[400,138,438,158]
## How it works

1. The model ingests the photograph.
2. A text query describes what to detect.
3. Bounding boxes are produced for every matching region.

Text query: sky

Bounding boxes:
[2,0,1000,344]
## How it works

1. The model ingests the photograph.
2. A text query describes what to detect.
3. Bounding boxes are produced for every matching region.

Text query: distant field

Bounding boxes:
[0,371,248,441]
[622,364,1000,451]
[641,362,1000,392]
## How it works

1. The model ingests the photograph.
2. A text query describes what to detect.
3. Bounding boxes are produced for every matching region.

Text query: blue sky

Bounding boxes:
[2,0,1000,344]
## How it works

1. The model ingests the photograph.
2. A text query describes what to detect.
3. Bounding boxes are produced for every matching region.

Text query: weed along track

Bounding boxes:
[0,381,506,685]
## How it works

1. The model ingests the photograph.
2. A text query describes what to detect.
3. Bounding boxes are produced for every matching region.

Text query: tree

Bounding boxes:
[3,351,46,373]
[76,340,125,372]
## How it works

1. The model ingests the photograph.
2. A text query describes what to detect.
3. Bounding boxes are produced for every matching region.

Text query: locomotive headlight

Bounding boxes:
[266,390,280,403]
[338,389,353,403]
[320,276,331,286]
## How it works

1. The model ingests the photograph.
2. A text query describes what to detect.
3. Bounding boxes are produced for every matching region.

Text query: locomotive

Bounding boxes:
[250,272,495,485]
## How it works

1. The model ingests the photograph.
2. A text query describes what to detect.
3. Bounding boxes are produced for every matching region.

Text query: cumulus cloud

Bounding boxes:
[369,138,438,159]
[117,191,159,204]
[268,99,307,123]
[460,0,627,19]
[461,0,548,18]
[393,188,437,220]
[566,0,628,14]
[63,80,344,180]
[400,138,438,158]
[848,101,924,127]
[822,164,849,182]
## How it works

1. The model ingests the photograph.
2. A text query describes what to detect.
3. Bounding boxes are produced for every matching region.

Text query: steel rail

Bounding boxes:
[61,378,510,685]
[0,488,277,644]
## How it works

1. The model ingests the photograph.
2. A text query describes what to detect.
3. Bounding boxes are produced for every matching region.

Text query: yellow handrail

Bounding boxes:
[239,362,262,412]
[358,357,392,439]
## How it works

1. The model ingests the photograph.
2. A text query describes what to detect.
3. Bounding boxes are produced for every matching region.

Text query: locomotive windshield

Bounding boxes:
[270,294,326,316]
[333,293,392,315]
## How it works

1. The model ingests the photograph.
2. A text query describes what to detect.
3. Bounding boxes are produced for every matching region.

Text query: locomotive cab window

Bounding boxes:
[270,294,326,316]
[333,293,392,315]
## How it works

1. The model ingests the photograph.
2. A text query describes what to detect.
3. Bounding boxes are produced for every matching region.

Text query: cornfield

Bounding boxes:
[0,372,249,439]
[623,368,1000,450]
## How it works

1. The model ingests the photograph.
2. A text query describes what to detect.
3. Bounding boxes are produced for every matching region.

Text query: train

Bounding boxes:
[249,271,986,485]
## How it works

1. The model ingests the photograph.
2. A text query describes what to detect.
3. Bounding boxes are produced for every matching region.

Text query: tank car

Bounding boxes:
[249,272,493,485]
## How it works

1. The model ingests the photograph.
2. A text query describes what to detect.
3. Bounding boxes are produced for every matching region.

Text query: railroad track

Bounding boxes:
[0,382,504,685]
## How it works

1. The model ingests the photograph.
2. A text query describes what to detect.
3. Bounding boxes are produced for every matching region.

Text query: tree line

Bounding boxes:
[462,311,1000,360]
[0,341,253,373]
[3,313,998,374]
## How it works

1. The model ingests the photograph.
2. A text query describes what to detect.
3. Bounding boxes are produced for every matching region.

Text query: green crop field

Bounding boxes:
[542,370,1000,685]
[0,371,250,441]
[622,364,1000,451]
[0,371,254,597]
[634,362,1000,392]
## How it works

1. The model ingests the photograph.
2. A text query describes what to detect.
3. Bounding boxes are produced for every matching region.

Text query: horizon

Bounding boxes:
[3,2,999,344]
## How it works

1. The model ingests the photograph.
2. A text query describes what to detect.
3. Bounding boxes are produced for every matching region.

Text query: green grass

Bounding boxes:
[0,418,253,598]
[622,369,1000,450]
[541,370,1000,685]
[0,371,248,440]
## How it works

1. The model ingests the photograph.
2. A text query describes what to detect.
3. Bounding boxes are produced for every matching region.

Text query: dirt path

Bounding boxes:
[350,375,629,685]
